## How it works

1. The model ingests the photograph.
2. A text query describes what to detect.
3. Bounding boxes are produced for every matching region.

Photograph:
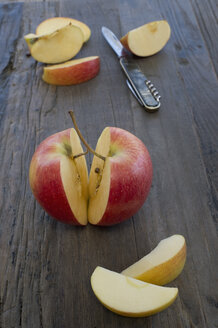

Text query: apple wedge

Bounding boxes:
[42,56,100,85]
[91,266,178,317]
[36,17,91,42]
[120,20,171,57]
[121,235,186,285]
[29,128,88,225]
[88,127,152,225]
[24,23,84,64]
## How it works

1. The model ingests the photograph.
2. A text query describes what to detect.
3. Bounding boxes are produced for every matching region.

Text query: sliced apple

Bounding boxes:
[24,23,84,64]
[91,266,178,317]
[36,17,91,42]
[120,20,171,57]
[29,123,152,226]
[88,127,152,225]
[121,235,186,285]
[88,128,111,224]
[29,128,88,225]
[42,56,100,85]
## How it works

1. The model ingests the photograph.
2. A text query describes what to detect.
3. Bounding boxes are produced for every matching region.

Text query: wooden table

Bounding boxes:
[0,0,217,327]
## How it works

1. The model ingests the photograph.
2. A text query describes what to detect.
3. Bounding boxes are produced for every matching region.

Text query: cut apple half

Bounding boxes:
[36,17,91,42]
[91,266,178,317]
[88,127,152,225]
[121,235,186,285]
[24,23,84,64]
[42,56,100,85]
[29,128,88,225]
[120,20,171,57]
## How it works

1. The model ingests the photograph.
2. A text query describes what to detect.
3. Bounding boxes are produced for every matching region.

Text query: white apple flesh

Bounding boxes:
[24,23,84,64]
[88,127,152,225]
[120,20,171,57]
[91,266,178,317]
[121,235,186,285]
[36,17,91,42]
[29,128,88,225]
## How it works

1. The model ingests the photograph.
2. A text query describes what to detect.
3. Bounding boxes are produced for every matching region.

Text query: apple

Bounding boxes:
[36,17,91,42]
[29,128,88,225]
[88,127,152,225]
[29,115,152,226]
[121,235,186,285]
[42,56,100,85]
[120,20,171,57]
[24,23,84,64]
[91,266,178,317]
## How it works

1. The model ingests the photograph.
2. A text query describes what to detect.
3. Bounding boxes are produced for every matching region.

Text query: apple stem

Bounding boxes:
[69,111,106,161]
[73,150,89,159]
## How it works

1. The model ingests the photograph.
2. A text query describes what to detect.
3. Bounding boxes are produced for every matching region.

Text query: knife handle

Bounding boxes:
[120,57,160,112]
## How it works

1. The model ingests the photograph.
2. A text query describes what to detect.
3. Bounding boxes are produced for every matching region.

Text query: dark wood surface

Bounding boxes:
[0,1,217,327]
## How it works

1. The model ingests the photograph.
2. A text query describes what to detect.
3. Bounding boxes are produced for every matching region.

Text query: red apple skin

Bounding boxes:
[97,127,152,226]
[29,129,83,225]
[42,56,100,86]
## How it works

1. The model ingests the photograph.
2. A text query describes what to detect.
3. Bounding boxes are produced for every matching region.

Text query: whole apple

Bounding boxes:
[29,124,152,226]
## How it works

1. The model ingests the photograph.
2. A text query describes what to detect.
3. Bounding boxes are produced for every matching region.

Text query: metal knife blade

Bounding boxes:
[101,26,131,58]
[101,26,161,112]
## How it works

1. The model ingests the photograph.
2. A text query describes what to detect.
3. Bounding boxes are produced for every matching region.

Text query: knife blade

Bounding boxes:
[102,26,161,112]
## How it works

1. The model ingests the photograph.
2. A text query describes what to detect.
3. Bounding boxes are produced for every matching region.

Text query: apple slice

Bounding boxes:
[88,127,152,225]
[91,266,178,317]
[36,17,91,42]
[42,56,100,85]
[120,20,171,57]
[121,235,186,285]
[24,23,84,64]
[29,128,88,225]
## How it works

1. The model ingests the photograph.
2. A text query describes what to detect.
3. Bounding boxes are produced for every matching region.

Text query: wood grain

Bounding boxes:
[0,1,217,328]
[190,0,218,75]
[118,1,218,327]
